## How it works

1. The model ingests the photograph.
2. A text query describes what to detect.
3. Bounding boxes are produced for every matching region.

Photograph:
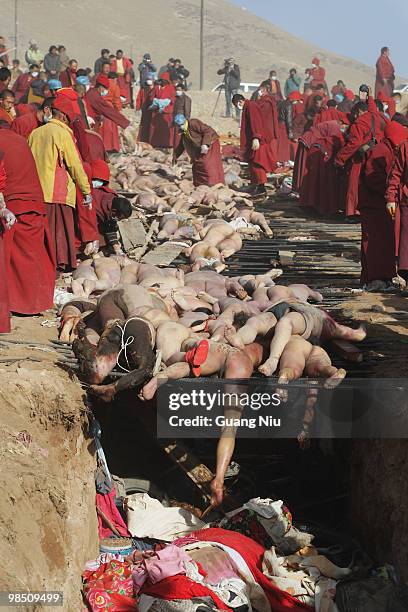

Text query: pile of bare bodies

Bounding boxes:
[109,145,272,272]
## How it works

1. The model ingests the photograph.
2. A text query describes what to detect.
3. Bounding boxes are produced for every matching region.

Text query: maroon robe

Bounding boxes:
[335,100,384,216]
[11,111,40,139]
[375,54,395,99]
[0,156,10,332]
[240,100,276,184]
[385,139,408,275]
[136,86,154,143]
[84,88,130,131]
[60,68,77,88]
[149,84,176,148]
[12,73,34,103]
[175,119,225,187]
[74,161,99,247]
[93,186,116,245]
[110,57,133,105]
[0,129,55,314]
[359,136,399,283]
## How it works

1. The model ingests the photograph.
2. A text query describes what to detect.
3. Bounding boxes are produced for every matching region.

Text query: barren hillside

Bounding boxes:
[0,0,398,91]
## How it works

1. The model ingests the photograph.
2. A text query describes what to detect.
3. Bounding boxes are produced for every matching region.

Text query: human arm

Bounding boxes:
[60,132,91,195]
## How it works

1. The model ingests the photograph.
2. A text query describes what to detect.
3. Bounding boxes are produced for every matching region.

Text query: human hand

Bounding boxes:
[252,138,260,151]
[386,202,396,219]
[0,208,16,229]
[83,194,92,209]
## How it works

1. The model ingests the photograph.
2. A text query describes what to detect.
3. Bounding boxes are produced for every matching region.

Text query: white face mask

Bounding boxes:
[271,76,277,81]
[92,179,104,188]
[31,71,39,77]
[176,90,183,97]
[146,79,153,85]
[312,64,317,68]
[43,115,52,123]
[100,89,108,97]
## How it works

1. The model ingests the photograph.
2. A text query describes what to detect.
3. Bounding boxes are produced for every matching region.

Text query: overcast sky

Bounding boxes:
[229,0,408,76]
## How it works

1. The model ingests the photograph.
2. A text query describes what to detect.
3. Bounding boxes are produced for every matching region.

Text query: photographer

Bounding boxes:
[217,57,240,119]
[170,59,190,89]
[138,53,156,87]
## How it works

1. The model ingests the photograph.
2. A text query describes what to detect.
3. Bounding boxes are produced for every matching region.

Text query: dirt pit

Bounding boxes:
[0,314,98,610]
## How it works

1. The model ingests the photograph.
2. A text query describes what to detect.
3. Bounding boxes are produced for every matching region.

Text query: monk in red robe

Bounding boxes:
[385,131,408,285]
[84,75,130,146]
[0,125,55,315]
[91,160,132,253]
[94,62,123,152]
[136,76,155,143]
[149,80,176,149]
[375,47,395,99]
[173,115,224,187]
[0,89,15,125]
[110,50,132,107]
[310,57,327,90]
[12,64,39,103]
[359,121,407,289]
[299,120,346,212]
[233,93,276,196]
[59,59,78,88]
[335,98,384,217]
[0,153,11,332]
[11,98,53,139]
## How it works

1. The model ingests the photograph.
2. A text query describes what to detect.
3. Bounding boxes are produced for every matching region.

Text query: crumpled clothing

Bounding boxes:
[196,257,221,266]
[141,575,232,611]
[228,217,260,232]
[147,597,225,612]
[132,545,192,594]
[83,558,137,611]
[96,489,130,539]
[149,98,171,113]
[126,493,205,541]
[219,498,313,555]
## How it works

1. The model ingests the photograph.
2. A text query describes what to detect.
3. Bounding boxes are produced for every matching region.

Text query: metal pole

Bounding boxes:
[14,0,18,60]
[199,0,204,90]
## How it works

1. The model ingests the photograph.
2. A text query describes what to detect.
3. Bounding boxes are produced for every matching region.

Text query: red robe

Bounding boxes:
[0,155,10,332]
[0,129,55,314]
[12,73,34,103]
[240,100,276,184]
[335,102,384,216]
[194,528,311,612]
[299,121,343,210]
[98,78,122,153]
[310,65,326,89]
[149,84,176,148]
[74,161,99,247]
[375,54,395,99]
[59,68,77,88]
[110,57,132,105]
[84,88,130,130]
[136,87,154,143]
[359,137,397,283]
[0,108,14,126]
[11,111,40,139]
[313,108,349,126]
[93,186,116,246]
[385,140,408,274]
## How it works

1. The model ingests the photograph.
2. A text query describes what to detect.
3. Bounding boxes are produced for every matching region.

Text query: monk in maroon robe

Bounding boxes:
[84,75,130,140]
[12,98,53,139]
[385,132,408,285]
[0,154,10,332]
[60,60,78,88]
[136,80,155,143]
[174,116,224,187]
[375,47,395,99]
[110,51,133,107]
[0,126,55,315]
[12,67,38,103]
[233,93,276,195]
[310,58,327,90]
[335,98,384,217]
[359,121,407,288]
[149,81,176,148]
[299,120,345,211]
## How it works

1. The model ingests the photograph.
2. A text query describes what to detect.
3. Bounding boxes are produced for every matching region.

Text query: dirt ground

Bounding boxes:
[0,313,98,610]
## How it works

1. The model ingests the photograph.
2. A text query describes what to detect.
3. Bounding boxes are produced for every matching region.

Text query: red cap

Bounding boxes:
[95,75,110,89]
[51,97,75,121]
[344,89,355,100]
[384,121,408,147]
[91,159,110,182]
[288,90,302,101]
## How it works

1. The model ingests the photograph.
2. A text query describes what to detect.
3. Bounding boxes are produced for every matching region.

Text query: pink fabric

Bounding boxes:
[132,545,191,594]
[96,489,130,539]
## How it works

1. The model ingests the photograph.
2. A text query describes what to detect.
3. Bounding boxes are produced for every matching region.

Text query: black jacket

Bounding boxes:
[278,100,294,139]
[217,64,240,90]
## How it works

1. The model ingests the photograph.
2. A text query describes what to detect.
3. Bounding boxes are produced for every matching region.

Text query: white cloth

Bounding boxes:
[126,493,205,541]
[228,217,260,232]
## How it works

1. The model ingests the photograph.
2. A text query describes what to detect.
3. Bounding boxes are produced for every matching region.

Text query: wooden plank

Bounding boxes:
[118,218,146,253]
[142,242,185,266]
[328,339,363,363]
